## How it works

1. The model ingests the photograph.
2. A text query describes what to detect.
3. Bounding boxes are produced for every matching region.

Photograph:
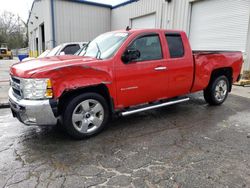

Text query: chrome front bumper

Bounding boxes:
[8,89,58,126]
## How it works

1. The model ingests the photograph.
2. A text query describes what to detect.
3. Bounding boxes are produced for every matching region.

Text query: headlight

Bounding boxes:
[21,78,53,99]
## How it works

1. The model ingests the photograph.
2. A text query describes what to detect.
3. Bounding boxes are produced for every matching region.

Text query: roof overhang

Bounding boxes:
[27,0,140,24]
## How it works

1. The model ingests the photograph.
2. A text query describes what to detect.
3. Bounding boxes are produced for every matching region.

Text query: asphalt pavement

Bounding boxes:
[0,92,250,187]
[0,58,18,106]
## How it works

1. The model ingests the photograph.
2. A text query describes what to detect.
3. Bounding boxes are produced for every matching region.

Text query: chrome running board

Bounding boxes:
[121,97,190,116]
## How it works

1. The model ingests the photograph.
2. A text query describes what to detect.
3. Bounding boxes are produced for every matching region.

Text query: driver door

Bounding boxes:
[115,33,168,108]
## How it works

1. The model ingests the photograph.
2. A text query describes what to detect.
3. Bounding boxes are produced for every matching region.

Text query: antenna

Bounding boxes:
[126,26,131,31]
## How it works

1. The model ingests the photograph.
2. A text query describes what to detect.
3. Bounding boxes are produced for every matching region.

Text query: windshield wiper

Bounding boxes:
[95,42,102,60]
[81,41,90,56]
[85,41,90,49]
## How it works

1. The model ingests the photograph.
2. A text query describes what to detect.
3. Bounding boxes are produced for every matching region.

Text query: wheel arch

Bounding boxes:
[209,67,233,92]
[57,84,114,116]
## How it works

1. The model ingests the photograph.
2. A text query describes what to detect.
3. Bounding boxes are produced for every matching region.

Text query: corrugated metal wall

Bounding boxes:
[111,0,165,30]
[28,0,250,70]
[246,13,250,70]
[28,0,53,55]
[111,0,250,70]
[111,0,190,32]
[54,0,111,44]
[172,0,191,33]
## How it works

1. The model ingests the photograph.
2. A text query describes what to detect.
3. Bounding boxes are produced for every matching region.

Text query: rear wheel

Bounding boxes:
[203,75,229,105]
[62,93,109,139]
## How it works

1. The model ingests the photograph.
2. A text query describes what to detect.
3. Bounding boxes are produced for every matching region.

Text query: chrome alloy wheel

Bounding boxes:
[214,80,228,102]
[72,99,104,134]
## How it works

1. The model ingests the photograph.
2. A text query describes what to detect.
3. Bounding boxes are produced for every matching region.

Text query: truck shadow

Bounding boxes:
[15,94,202,140]
[20,93,250,142]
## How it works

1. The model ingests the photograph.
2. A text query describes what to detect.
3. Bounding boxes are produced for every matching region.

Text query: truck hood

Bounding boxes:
[10,55,97,78]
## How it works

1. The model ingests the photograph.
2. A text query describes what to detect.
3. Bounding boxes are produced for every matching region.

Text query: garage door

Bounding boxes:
[189,0,250,51]
[131,14,156,29]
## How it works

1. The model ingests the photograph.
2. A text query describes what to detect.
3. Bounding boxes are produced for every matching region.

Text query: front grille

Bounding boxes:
[10,76,22,99]
[13,88,21,96]
[11,76,20,84]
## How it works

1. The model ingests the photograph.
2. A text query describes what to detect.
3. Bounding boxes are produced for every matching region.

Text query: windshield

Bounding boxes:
[79,32,128,59]
[47,45,62,57]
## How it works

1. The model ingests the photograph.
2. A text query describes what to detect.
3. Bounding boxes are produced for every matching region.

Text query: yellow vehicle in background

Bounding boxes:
[0,43,13,59]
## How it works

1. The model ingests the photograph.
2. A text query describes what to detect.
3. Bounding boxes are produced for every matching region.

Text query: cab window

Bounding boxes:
[165,34,184,58]
[129,34,163,61]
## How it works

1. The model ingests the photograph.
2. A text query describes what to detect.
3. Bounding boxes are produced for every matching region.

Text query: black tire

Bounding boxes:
[203,75,229,105]
[62,92,110,139]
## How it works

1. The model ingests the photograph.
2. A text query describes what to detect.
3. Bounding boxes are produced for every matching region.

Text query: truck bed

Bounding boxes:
[191,50,243,92]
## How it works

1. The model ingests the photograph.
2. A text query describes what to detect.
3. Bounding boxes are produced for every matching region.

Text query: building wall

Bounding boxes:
[111,0,190,32]
[245,12,250,70]
[171,0,191,34]
[28,0,250,70]
[28,0,53,56]
[53,0,111,45]
[111,0,250,70]
[111,0,165,30]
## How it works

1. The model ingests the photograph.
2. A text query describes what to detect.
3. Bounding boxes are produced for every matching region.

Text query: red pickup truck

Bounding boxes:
[9,29,243,139]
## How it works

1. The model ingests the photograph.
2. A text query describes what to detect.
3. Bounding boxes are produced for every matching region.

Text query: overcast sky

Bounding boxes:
[0,0,33,21]
[0,0,128,22]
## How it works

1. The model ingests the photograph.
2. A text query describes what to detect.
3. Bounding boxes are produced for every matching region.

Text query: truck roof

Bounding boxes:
[113,28,185,34]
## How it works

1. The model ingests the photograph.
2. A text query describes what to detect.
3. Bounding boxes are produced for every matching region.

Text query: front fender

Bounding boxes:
[36,65,113,99]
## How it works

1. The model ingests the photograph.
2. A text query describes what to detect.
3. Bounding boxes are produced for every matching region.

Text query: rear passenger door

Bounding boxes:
[165,33,194,98]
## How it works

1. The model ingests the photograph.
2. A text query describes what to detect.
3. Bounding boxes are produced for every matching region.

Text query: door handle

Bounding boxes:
[154,66,167,71]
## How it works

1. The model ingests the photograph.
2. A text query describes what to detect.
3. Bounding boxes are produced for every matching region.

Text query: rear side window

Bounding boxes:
[63,44,80,55]
[165,34,184,58]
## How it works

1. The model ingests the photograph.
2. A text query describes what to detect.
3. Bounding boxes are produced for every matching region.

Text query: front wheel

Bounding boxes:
[62,93,110,139]
[203,75,229,105]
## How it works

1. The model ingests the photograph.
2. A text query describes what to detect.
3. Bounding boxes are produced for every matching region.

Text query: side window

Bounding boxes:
[62,44,80,55]
[165,34,184,58]
[129,35,162,61]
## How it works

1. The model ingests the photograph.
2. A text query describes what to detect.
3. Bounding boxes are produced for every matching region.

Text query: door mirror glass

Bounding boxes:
[122,49,141,63]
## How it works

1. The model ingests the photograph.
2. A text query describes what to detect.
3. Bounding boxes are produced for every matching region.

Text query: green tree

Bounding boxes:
[0,11,27,49]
